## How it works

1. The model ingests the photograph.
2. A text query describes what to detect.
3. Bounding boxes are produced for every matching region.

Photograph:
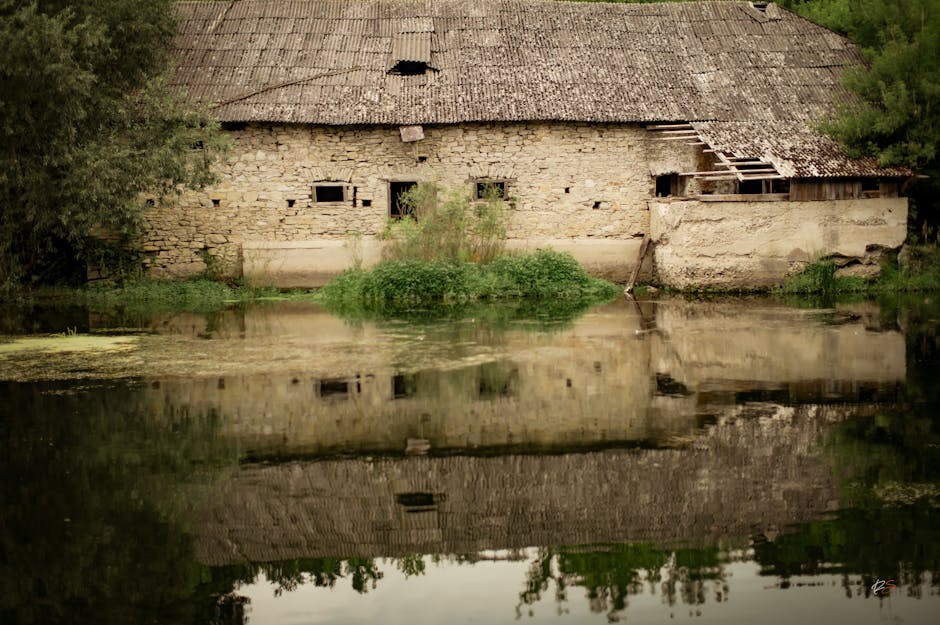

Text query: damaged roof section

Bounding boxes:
[389,17,434,75]
[691,121,911,178]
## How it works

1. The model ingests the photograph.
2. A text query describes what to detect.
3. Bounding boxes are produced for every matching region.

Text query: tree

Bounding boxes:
[781,0,940,241]
[0,0,224,289]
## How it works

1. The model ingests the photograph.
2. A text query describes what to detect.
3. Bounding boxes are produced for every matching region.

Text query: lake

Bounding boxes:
[1,295,938,624]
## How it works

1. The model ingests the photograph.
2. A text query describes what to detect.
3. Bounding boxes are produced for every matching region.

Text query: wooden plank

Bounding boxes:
[646,124,694,130]
[697,193,791,202]
[624,234,651,295]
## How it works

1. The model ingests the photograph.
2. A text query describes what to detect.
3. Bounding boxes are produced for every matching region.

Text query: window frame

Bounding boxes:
[473,179,509,201]
[312,182,351,204]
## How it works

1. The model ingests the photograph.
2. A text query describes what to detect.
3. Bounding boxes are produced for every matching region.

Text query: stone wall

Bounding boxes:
[143,122,701,284]
[650,197,909,289]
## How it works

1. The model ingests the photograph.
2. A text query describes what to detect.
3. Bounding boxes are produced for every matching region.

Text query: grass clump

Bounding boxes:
[316,249,620,311]
[73,278,281,313]
[779,246,940,295]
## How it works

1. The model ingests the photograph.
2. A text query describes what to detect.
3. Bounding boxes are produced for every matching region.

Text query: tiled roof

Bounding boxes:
[173,0,860,125]
[173,0,909,177]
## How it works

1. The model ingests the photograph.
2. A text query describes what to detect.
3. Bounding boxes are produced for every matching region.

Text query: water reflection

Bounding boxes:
[0,296,938,624]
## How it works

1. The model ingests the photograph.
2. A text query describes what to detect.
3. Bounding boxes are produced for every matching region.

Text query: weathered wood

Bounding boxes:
[697,193,790,202]
[624,234,651,295]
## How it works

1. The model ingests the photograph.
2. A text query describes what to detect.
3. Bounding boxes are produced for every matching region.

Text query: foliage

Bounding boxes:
[0,0,225,291]
[381,182,509,264]
[0,380,242,624]
[316,249,621,313]
[518,543,728,620]
[778,247,940,295]
[780,0,940,233]
[71,278,280,315]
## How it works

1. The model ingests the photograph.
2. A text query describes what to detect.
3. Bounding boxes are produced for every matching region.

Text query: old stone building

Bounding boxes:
[149,0,910,288]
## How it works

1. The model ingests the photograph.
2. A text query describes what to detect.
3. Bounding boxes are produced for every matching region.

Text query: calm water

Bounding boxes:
[1,296,938,624]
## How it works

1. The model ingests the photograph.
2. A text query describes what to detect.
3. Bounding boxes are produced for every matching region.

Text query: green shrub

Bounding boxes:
[316,249,620,313]
[779,247,940,295]
[488,249,617,299]
[381,182,508,263]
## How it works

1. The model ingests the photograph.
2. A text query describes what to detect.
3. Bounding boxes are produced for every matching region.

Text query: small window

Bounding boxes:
[655,174,679,197]
[317,378,349,399]
[475,181,506,200]
[314,185,347,203]
[390,181,418,219]
[392,373,417,399]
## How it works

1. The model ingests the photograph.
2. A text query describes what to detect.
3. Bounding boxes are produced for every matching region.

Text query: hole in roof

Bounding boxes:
[751,2,768,12]
[389,60,431,76]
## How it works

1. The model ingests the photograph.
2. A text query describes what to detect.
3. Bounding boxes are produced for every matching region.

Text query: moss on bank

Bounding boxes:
[778,246,940,295]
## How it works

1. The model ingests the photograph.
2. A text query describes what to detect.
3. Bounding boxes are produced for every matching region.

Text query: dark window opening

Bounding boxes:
[564,187,571,194]
[220,121,248,131]
[393,373,417,399]
[390,181,418,219]
[315,185,346,203]
[475,181,506,200]
[656,373,692,397]
[417,155,428,163]
[362,199,372,207]
[655,174,679,197]
[770,179,790,194]
[592,201,602,209]
[211,198,221,207]
[217,377,225,390]
[395,492,442,513]
[751,2,768,12]
[862,179,879,191]
[738,179,763,194]
[317,378,349,398]
[286,199,295,208]
[478,363,517,399]
[389,60,430,76]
